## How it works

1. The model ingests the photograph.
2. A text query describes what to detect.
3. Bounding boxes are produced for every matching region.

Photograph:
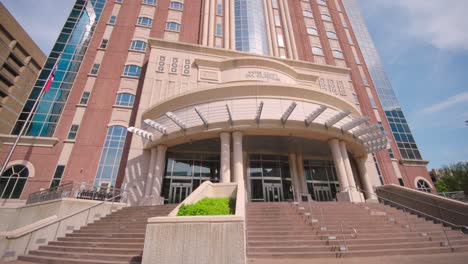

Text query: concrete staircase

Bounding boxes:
[247,202,468,259]
[18,204,177,264]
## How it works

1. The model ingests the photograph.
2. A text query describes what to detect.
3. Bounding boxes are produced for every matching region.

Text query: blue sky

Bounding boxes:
[2,0,467,169]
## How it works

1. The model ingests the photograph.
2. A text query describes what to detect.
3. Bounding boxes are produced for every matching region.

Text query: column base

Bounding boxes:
[336,190,365,203]
[139,195,164,206]
[365,198,379,203]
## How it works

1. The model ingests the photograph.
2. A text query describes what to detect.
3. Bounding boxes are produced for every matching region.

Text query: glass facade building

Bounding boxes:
[342,0,423,160]
[234,0,269,55]
[12,0,106,137]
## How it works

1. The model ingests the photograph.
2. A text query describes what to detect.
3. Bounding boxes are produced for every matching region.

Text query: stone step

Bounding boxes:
[18,255,130,264]
[57,237,145,244]
[66,232,145,238]
[49,241,144,249]
[38,245,143,255]
[27,250,142,262]
[248,246,468,258]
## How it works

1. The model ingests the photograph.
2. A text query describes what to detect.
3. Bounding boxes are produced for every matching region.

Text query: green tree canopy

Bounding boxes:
[435,161,468,194]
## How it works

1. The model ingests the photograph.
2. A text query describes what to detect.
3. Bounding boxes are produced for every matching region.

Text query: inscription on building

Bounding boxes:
[245,71,281,82]
[320,78,347,96]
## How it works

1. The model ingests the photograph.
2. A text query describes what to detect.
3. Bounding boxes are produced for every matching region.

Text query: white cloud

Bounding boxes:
[420,91,468,114]
[366,0,468,51]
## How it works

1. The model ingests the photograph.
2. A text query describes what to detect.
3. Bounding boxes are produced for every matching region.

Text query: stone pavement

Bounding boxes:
[249,252,468,264]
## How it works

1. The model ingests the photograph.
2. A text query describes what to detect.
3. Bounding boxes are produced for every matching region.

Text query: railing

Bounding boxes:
[438,191,468,203]
[26,182,125,205]
[3,191,127,259]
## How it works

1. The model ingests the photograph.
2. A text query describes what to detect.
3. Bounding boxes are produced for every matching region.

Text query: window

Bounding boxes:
[137,17,153,27]
[416,179,431,193]
[79,91,91,105]
[129,40,147,51]
[312,46,324,56]
[303,10,313,18]
[99,39,109,49]
[317,0,327,5]
[216,4,223,16]
[169,1,183,10]
[277,34,285,47]
[307,27,318,36]
[67,124,79,140]
[115,0,123,3]
[216,23,223,37]
[123,65,142,77]
[369,97,378,108]
[321,14,332,22]
[272,0,278,8]
[0,164,29,199]
[274,15,281,26]
[326,31,337,39]
[90,63,100,75]
[398,178,404,186]
[115,93,135,107]
[108,15,117,25]
[143,0,156,5]
[50,165,65,189]
[94,126,127,186]
[166,22,181,32]
[332,49,344,59]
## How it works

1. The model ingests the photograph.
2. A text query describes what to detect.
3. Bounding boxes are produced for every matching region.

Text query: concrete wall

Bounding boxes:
[142,181,246,264]
[0,199,126,262]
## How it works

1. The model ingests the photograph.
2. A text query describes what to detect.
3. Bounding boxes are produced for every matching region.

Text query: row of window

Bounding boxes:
[90,62,142,78]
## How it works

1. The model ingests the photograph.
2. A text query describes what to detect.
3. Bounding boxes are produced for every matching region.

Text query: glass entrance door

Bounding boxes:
[249,154,293,202]
[264,183,283,202]
[168,182,192,204]
[313,184,333,201]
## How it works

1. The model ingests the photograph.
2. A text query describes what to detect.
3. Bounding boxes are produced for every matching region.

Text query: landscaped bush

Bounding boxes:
[177,197,234,216]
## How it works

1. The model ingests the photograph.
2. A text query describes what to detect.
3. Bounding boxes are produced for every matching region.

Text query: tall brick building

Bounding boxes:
[0,0,432,204]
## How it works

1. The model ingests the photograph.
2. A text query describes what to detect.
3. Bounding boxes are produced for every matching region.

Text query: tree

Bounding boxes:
[435,161,468,194]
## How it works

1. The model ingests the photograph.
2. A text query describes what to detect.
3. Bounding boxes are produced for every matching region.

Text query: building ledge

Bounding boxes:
[0,134,59,148]
[399,159,430,166]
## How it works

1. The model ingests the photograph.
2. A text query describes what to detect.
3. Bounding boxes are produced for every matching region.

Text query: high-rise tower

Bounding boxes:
[0,0,431,203]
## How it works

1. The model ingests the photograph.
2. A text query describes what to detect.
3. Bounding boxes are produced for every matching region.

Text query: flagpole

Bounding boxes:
[0,56,60,176]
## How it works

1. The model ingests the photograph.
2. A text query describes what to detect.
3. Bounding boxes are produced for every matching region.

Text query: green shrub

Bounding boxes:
[177,197,234,216]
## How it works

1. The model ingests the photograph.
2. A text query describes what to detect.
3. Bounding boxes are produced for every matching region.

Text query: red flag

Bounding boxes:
[44,60,58,92]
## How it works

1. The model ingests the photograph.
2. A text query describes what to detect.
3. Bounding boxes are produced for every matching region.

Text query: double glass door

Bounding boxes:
[264,183,283,202]
[168,182,192,204]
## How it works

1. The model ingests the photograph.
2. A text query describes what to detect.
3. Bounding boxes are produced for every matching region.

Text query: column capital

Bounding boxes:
[328,138,340,145]
[232,131,243,137]
[220,131,231,138]
[156,145,167,152]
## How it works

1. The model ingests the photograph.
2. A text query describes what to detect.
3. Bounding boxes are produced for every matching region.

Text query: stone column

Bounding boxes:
[232,132,244,184]
[328,139,349,192]
[220,132,231,183]
[357,155,376,200]
[296,153,308,194]
[339,141,357,191]
[144,148,157,197]
[289,153,300,201]
[151,145,167,198]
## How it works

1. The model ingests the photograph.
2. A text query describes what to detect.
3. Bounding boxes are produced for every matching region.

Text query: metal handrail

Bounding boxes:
[343,186,467,230]
[377,187,468,217]
[8,191,126,240]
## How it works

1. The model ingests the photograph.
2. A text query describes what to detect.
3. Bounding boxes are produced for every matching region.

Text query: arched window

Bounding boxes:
[115,93,135,107]
[332,49,344,59]
[326,31,337,39]
[0,164,29,199]
[166,22,181,32]
[169,1,184,10]
[307,27,318,36]
[321,13,332,22]
[317,0,327,6]
[137,17,153,27]
[416,179,432,193]
[94,126,127,186]
[123,65,142,77]
[143,0,157,5]
[130,40,147,51]
[312,46,324,56]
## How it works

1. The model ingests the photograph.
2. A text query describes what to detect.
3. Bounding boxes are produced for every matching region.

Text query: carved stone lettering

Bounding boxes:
[245,71,281,82]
